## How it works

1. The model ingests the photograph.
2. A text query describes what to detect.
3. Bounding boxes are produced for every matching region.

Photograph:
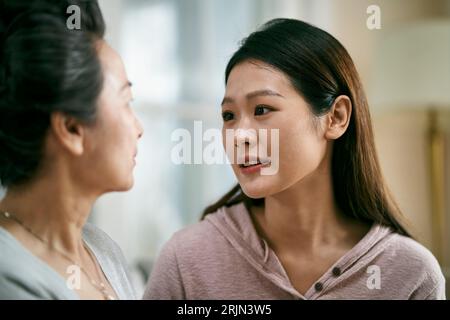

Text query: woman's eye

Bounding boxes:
[222,111,234,122]
[254,105,271,116]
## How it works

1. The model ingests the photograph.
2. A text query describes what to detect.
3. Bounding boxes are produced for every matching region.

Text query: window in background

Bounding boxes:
[94,0,317,294]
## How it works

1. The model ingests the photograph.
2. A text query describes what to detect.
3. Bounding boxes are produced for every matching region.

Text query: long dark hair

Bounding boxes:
[202,18,411,237]
[0,0,105,187]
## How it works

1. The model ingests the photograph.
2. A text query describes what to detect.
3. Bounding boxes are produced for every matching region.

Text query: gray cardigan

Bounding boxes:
[0,223,136,300]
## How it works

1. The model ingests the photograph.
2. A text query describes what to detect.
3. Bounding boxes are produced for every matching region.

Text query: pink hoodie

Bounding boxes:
[143,202,445,300]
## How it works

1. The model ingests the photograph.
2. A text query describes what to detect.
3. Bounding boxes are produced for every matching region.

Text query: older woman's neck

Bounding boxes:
[0,173,97,255]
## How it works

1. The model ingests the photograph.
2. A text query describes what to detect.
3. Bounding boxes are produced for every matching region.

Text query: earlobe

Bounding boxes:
[50,112,84,156]
[324,95,352,140]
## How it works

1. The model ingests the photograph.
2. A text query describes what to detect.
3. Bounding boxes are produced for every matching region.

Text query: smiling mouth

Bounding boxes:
[239,159,271,168]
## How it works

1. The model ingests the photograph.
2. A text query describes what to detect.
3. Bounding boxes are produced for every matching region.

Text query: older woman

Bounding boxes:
[0,0,143,299]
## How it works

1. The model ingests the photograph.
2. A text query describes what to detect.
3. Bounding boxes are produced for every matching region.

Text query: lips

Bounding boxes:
[239,161,263,168]
[237,155,271,174]
[238,155,270,167]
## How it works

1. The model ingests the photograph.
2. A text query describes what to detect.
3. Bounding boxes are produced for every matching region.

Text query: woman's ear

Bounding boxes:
[324,95,352,140]
[49,112,85,156]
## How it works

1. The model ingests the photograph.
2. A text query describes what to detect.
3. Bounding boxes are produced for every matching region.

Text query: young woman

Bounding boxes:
[144,19,445,300]
[0,0,143,299]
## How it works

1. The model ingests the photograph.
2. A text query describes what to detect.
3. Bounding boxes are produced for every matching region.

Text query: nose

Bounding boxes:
[135,115,144,139]
[234,128,257,148]
[233,116,256,146]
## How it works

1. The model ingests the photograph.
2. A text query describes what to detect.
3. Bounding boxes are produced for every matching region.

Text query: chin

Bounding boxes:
[123,179,134,191]
[113,176,134,192]
[239,181,274,199]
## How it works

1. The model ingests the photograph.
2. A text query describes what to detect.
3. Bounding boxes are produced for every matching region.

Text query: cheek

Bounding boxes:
[278,119,326,178]
[85,109,133,160]
[100,106,133,139]
[222,127,236,163]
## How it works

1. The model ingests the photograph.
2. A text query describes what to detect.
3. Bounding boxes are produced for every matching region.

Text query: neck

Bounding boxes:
[253,155,358,254]
[0,172,97,256]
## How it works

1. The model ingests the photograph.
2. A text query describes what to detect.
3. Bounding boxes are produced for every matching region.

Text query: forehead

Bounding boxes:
[225,60,294,96]
[97,40,127,87]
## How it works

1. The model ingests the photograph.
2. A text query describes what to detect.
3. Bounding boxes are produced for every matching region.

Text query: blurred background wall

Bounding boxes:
[2,0,446,296]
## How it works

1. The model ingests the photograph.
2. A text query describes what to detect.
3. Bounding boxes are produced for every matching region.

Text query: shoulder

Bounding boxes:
[380,231,445,297]
[0,228,75,299]
[155,204,240,265]
[0,227,30,275]
[162,216,225,258]
[385,233,443,279]
[0,228,48,278]
[145,208,234,299]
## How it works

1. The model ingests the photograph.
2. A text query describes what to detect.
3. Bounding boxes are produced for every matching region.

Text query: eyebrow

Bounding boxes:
[221,89,284,106]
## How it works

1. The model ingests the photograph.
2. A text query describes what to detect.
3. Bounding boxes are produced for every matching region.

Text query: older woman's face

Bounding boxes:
[80,41,143,193]
[222,60,328,199]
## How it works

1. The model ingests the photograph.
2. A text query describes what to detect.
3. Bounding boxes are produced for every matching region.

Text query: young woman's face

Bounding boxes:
[81,41,143,193]
[222,60,328,198]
